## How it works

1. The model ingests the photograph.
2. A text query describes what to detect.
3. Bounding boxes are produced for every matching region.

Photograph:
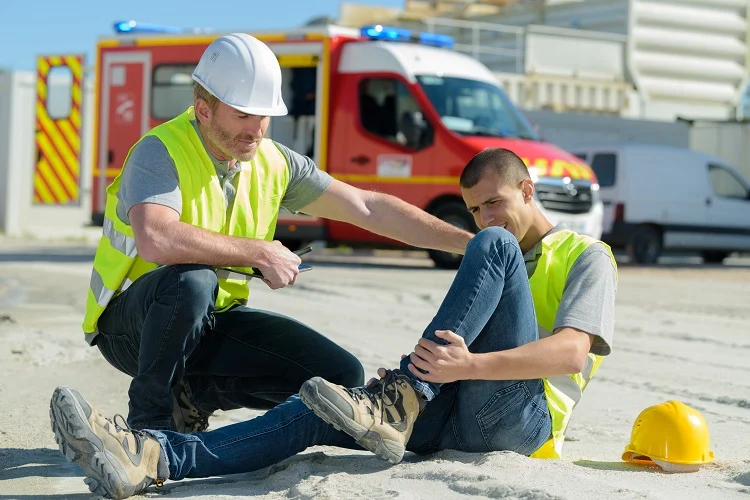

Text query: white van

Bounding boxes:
[571,144,750,263]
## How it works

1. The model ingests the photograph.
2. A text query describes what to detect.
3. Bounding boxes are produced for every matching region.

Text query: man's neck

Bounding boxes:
[519,212,554,254]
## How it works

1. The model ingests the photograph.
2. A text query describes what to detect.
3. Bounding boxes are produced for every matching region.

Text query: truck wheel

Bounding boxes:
[428,202,477,269]
[701,251,729,264]
[627,225,662,264]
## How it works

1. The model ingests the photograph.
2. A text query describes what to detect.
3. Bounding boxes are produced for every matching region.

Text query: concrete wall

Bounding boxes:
[0,70,95,238]
[525,109,691,151]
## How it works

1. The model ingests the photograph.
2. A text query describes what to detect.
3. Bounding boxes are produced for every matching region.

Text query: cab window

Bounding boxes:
[152,64,196,120]
[591,153,617,187]
[708,164,749,199]
[358,78,433,150]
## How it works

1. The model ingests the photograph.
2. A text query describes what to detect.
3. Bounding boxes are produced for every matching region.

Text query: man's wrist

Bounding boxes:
[467,352,484,380]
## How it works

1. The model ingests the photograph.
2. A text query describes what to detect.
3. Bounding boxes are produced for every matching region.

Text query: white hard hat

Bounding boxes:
[192,33,287,116]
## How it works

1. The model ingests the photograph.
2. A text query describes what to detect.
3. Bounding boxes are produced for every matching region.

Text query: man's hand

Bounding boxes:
[255,241,301,290]
[407,330,475,384]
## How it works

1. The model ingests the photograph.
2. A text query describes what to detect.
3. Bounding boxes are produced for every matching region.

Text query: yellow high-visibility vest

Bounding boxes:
[82,107,289,338]
[528,230,618,459]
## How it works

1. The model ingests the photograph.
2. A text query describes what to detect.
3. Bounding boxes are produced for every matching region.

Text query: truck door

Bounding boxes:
[33,54,85,205]
[94,50,151,216]
[341,76,434,180]
[329,75,435,242]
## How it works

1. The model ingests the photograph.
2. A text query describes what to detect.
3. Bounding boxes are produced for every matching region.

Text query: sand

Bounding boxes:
[0,238,749,499]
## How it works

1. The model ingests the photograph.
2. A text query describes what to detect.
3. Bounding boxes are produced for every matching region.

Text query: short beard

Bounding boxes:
[208,120,259,162]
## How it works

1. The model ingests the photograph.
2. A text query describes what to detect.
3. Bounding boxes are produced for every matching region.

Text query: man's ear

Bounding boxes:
[521,178,535,202]
[194,98,212,124]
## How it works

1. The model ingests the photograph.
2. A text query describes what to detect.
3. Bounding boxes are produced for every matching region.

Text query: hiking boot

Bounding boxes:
[49,387,169,500]
[172,379,212,433]
[300,369,424,464]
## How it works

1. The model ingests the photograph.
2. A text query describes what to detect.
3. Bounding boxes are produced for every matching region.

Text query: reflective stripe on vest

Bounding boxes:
[81,107,289,338]
[89,268,115,307]
[103,217,137,257]
[537,324,599,407]
[527,230,617,460]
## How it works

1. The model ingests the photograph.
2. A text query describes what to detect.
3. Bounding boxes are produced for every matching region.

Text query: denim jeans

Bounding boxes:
[149,227,552,480]
[95,264,364,430]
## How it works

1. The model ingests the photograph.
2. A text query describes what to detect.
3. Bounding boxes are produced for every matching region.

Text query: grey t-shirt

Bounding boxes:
[116,125,332,224]
[524,230,617,356]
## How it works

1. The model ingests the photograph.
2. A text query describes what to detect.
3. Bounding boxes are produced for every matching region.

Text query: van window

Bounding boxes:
[359,78,433,150]
[591,153,617,187]
[708,164,748,199]
[152,65,196,120]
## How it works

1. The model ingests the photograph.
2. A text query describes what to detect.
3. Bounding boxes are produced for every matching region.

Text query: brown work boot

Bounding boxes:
[50,387,169,499]
[300,369,424,464]
[172,379,212,433]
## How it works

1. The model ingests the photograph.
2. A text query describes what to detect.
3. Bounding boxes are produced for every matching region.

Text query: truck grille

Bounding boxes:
[535,182,593,215]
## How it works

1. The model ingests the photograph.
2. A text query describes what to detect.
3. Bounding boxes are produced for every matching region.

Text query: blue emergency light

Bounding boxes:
[360,25,454,48]
[114,20,183,34]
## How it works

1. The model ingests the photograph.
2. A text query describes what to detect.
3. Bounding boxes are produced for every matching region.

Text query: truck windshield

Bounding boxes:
[416,75,539,140]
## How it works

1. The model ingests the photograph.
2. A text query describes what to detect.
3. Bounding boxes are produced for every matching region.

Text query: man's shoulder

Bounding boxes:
[543,229,605,253]
[128,135,170,162]
[568,241,618,280]
[264,139,291,160]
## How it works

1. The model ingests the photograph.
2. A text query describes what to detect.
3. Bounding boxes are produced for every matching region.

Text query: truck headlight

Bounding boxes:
[591,183,600,204]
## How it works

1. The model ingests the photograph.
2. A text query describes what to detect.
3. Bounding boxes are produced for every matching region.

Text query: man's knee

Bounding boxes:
[325,351,365,388]
[466,226,519,257]
[162,264,219,306]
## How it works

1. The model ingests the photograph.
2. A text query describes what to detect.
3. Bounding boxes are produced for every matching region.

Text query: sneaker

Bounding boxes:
[172,379,212,433]
[300,369,424,465]
[49,387,169,500]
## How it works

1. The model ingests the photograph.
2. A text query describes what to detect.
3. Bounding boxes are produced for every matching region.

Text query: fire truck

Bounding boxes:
[61,21,605,268]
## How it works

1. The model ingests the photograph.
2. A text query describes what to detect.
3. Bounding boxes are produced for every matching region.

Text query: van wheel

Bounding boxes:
[701,251,729,264]
[627,226,662,264]
[428,202,477,269]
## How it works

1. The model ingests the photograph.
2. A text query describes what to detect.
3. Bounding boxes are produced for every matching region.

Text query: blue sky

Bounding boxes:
[1,0,405,71]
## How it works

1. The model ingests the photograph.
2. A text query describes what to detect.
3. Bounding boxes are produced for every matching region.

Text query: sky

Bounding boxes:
[0,0,405,71]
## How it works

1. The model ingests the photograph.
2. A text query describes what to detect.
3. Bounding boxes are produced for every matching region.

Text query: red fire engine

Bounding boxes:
[56,21,605,267]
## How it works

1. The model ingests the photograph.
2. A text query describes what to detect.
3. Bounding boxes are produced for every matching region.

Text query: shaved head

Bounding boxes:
[460,148,530,189]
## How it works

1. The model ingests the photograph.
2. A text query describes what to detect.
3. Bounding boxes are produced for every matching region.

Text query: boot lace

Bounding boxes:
[110,414,147,439]
[344,369,405,425]
[189,414,210,433]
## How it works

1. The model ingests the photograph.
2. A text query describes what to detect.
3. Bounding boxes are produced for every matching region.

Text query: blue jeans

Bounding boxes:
[95,264,364,430]
[149,227,551,480]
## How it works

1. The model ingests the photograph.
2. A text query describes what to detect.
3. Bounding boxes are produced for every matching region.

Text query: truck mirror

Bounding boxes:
[400,110,427,149]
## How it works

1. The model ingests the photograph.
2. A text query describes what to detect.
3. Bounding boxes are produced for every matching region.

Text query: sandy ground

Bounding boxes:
[0,237,749,500]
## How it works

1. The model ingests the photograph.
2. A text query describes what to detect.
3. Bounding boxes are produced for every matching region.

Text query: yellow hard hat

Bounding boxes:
[622,400,714,470]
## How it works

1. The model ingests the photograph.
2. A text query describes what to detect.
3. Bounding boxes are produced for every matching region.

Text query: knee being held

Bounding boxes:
[467,227,517,256]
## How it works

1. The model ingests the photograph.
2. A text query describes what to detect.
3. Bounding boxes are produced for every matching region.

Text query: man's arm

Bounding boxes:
[407,328,592,383]
[119,138,300,288]
[469,328,594,380]
[129,204,300,288]
[300,179,473,255]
